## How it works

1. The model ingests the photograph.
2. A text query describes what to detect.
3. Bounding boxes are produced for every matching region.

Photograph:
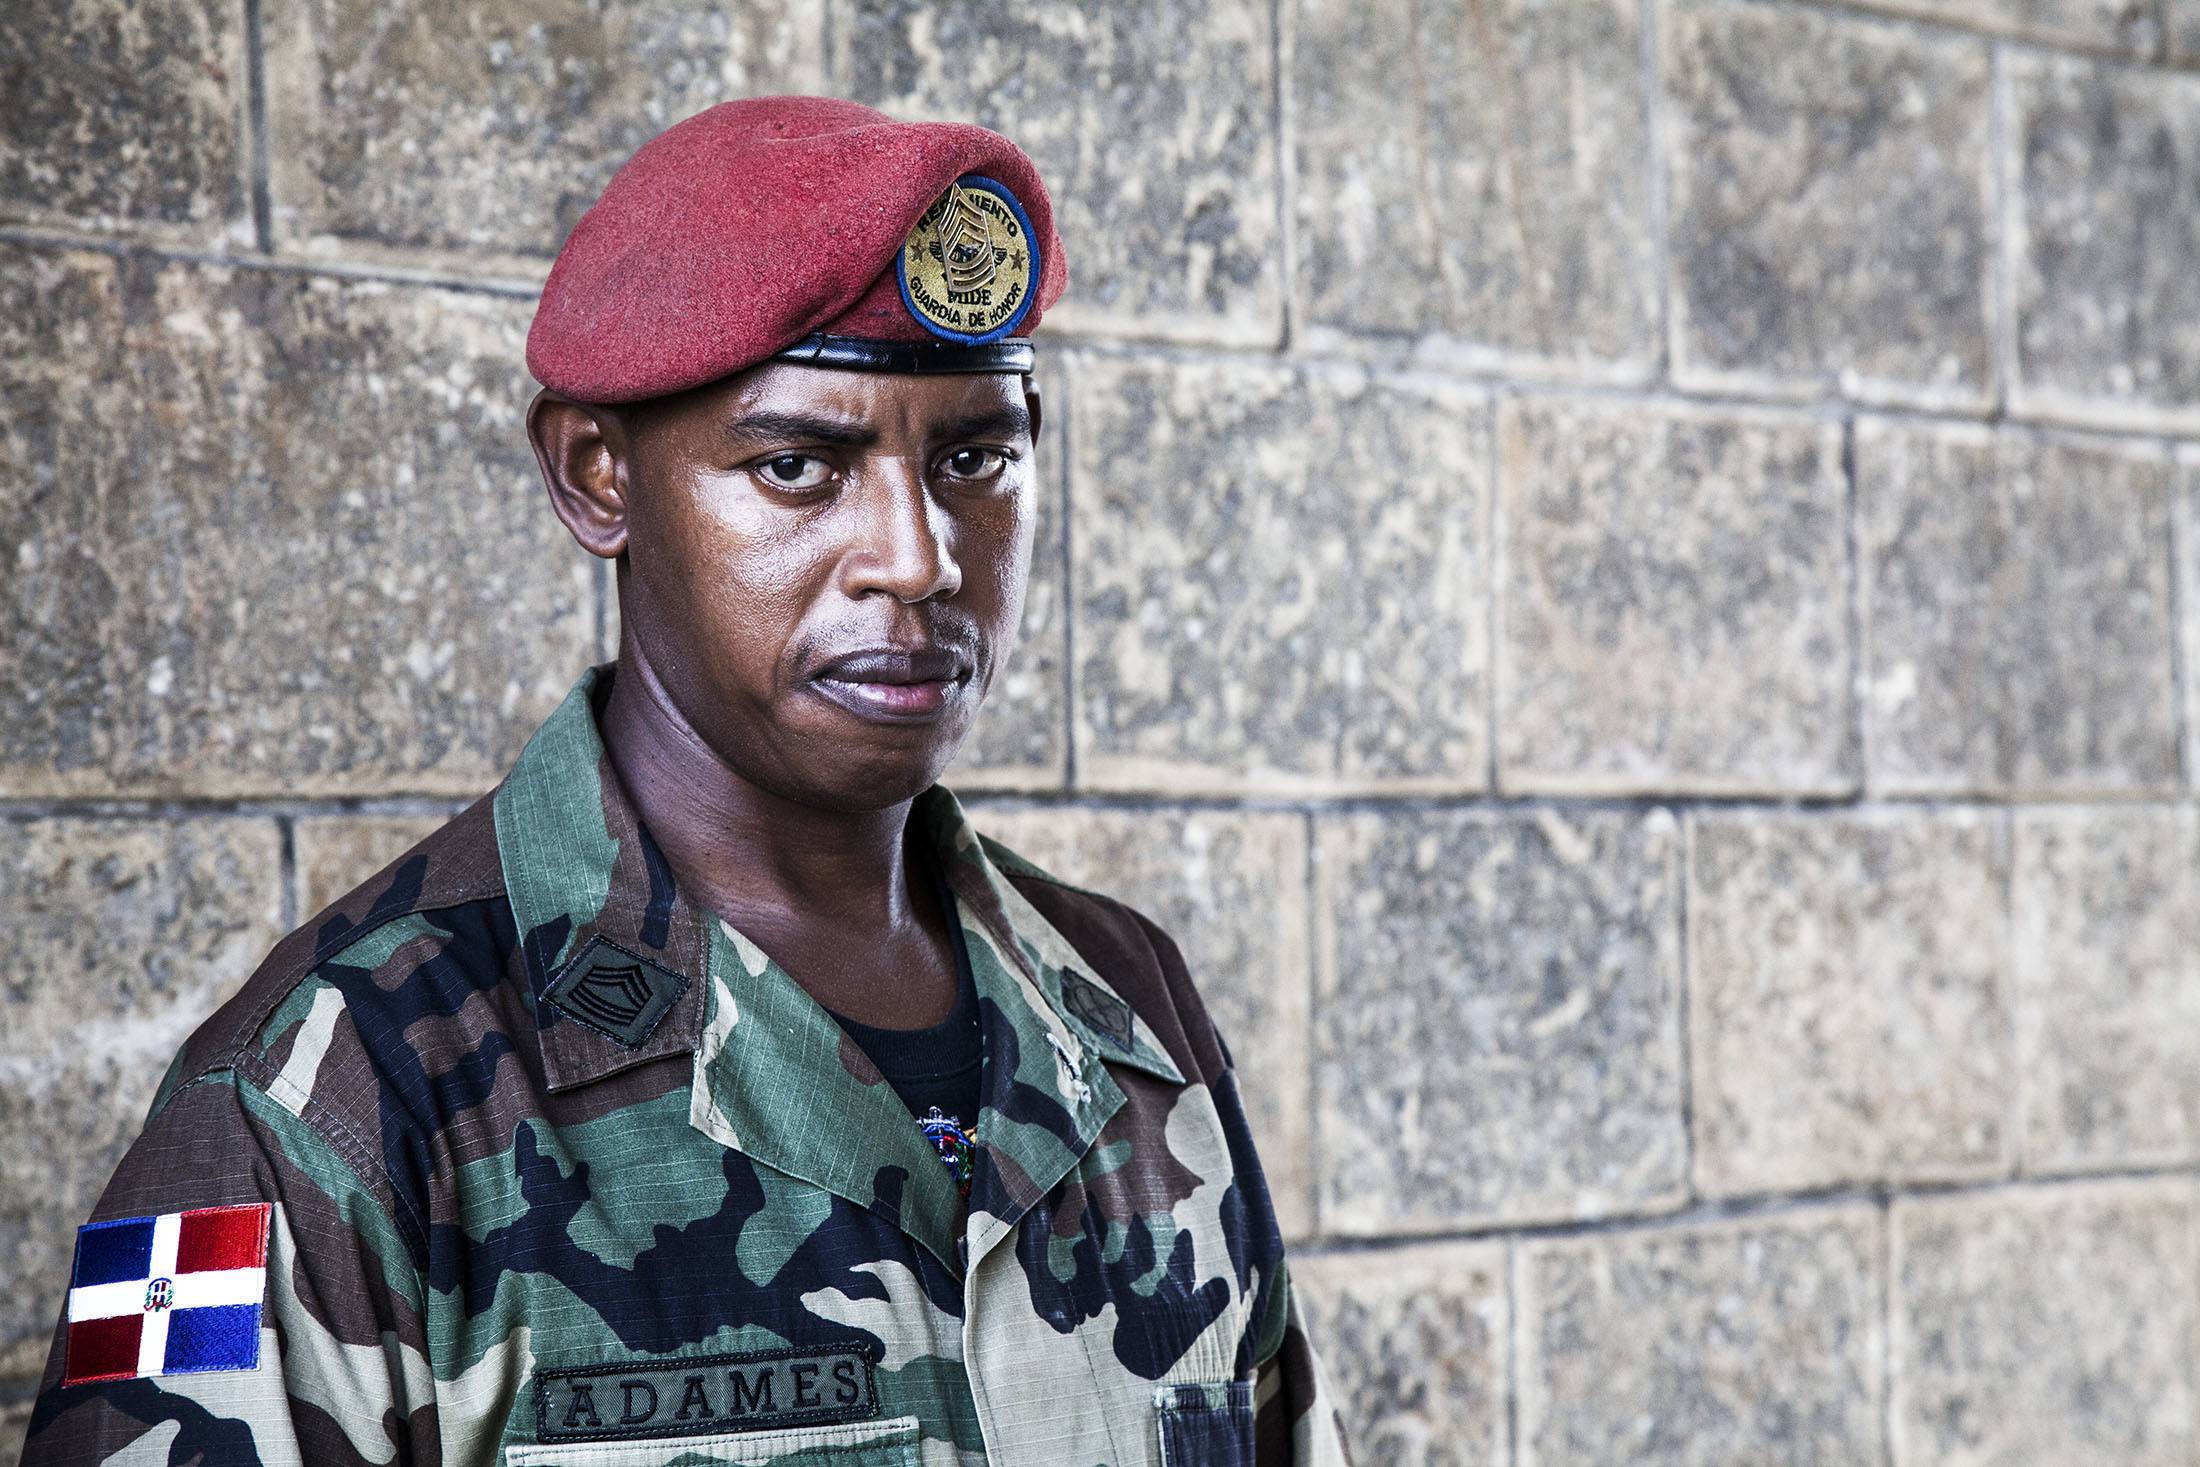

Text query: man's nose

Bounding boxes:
[842,458,962,604]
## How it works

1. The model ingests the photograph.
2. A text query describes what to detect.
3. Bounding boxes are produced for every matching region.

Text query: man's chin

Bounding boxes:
[755,703,975,812]
[784,755,962,813]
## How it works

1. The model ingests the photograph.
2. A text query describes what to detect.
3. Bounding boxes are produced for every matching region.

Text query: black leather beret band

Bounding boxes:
[770,334,1036,374]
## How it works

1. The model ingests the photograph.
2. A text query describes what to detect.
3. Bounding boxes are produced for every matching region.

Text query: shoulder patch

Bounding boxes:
[63,1204,271,1385]
[544,935,688,1049]
[1059,966,1135,1049]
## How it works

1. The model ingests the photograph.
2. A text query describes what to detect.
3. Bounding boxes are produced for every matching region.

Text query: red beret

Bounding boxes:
[527,96,1069,403]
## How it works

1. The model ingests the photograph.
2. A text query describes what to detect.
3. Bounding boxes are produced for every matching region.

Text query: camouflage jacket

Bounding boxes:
[21,669,1349,1467]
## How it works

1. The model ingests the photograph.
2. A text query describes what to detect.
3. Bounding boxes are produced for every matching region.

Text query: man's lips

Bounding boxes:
[812,647,966,684]
[808,646,971,722]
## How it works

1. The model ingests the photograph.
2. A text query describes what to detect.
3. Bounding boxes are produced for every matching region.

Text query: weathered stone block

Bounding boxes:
[1314,809,1685,1234]
[263,0,822,268]
[2014,808,2200,1172]
[1293,0,1656,376]
[1663,0,1993,406]
[1892,1182,2198,1466]
[1688,810,2010,1196]
[943,355,1068,787]
[967,804,1314,1239]
[0,0,251,246]
[0,1391,28,1467]
[294,814,455,916]
[1498,398,1852,794]
[0,819,283,1379]
[1292,1243,1509,1466]
[1855,0,2156,49]
[1518,1208,1884,1467]
[2184,451,2200,781]
[2176,0,2200,58]
[836,0,1283,346]
[2010,55,2200,429]
[1071,357,1489,794]
[1858,420,2177,795]
[0,245,596,797]
[598,569,620,666]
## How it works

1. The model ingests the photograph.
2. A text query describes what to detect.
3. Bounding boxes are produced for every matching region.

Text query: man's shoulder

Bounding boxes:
[974,830,1230,1088]
[154,794,514,1109]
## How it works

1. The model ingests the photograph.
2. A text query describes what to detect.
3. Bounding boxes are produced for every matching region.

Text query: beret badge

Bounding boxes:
[895,175,1041,346]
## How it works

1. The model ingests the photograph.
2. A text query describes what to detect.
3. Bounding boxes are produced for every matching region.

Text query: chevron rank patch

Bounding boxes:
[1059,967,1134,1048]
[545,935,688,1048]
[63,1204,270,1385]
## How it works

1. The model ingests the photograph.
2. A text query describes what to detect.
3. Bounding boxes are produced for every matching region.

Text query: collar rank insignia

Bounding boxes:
[545,935,688,1049]
[896,174,1040,345]
[63,1203,271,1385]
[1058,967,1134,1049]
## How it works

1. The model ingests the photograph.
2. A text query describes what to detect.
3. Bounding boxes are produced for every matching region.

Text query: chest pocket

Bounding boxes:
[1154,1383,1254,1467]
[503,1414,921,1467]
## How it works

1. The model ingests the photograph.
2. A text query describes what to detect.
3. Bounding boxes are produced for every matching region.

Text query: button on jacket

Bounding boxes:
[21,668,1350,1466]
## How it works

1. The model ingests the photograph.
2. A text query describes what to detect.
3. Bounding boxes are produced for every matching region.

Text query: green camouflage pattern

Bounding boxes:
[21,668,1349,1466]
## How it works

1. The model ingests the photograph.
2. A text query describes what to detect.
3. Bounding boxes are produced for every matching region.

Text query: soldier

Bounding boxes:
[20,97,1349,1466]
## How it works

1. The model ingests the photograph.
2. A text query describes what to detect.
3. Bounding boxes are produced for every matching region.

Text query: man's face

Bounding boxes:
[537,363,1041,811]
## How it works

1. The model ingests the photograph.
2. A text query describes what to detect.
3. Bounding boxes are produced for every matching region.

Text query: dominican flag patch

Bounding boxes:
[62,1204,271,1385]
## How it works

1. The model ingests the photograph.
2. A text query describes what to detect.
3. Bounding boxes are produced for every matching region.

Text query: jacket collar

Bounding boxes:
[493,668,1183,1272]
[492,667,713,1092]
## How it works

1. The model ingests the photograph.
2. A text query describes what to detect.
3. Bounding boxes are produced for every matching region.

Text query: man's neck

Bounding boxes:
[596,648,923,950]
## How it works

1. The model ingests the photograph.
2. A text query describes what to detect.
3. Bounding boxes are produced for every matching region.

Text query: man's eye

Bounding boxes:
[755,454,831,490]
[940,447,1005,480]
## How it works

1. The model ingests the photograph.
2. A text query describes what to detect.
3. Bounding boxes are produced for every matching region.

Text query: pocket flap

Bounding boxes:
[1154,1382,1254,1467]
[505,1413,920,1466]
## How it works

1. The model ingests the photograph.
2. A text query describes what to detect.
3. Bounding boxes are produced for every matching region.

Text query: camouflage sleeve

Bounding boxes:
[19,1065,435,1466]
[1251,1261,1353,1466]
[1131,911,1351,1466]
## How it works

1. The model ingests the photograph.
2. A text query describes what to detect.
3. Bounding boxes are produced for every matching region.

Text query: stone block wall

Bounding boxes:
[4,0,2199,1460]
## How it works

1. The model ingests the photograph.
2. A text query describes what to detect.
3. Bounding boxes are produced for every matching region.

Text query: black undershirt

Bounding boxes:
[823,856,984,1184]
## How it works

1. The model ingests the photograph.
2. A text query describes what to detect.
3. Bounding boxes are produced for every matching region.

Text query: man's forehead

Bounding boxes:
[705,363,1034,435]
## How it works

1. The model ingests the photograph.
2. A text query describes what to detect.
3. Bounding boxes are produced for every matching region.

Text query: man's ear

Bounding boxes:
[527,389,630,560]
[1023,379,1044,446]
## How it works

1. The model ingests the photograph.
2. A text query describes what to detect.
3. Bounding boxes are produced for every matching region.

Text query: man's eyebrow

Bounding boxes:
[933,404,1032,443]
[723,411,879,447]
